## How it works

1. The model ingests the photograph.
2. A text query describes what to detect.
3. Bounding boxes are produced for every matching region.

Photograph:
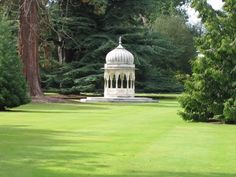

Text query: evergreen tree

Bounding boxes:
[0,19,30,111]
[41,0,188,94]
[179,0,236,123]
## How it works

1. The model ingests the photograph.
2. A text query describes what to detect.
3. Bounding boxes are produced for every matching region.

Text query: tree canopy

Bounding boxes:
[179,0,236,123]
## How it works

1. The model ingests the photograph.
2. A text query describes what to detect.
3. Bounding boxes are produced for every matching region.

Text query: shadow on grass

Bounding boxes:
[0,125,105,175]
[0,125,235,177]
[36,171,236,177]
[0,125,112,177]
[5,110,104,114]
[5,104,109,113]
[136,95,180,100]
[135,104,179,108]
[92,102,179,108]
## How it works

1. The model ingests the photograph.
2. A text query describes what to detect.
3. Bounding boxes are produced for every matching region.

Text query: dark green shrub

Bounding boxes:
[0,19,30,110]
[223,99,236,124]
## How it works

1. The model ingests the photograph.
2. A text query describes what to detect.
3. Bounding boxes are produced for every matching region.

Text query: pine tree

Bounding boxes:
[0,19,30,111]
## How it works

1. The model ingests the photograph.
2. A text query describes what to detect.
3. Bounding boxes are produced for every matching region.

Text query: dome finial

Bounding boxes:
[119,36,122,45]
[117,36,123,49]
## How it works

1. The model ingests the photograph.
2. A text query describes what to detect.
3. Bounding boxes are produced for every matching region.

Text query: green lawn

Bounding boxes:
[0,99,236,177]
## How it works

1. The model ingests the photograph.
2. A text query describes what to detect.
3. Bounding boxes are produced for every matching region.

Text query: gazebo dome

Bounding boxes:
[106,38,134,65]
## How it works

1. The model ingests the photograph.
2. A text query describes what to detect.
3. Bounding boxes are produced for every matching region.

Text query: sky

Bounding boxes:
[187,0,224,24]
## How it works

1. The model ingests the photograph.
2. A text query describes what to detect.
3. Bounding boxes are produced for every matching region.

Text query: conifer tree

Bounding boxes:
[0,19,30,111]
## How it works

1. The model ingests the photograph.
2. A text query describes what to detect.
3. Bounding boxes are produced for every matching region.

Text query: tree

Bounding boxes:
[179,0,236,123]
[0,19,30,111]
[19,0,43,96]
[41,0,188,94]
[153,15,197,73]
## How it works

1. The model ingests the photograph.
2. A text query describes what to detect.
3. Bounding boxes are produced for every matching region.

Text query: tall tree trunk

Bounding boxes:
[19,0,43,97]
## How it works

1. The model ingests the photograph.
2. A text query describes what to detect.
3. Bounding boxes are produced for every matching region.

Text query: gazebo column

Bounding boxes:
[131,75,134,89]
[104,72,108,89]
[121,74,124,88]
[126,74,130,89]
[110,75,113,88]
[115,74,119,88]
[106,78,109,88]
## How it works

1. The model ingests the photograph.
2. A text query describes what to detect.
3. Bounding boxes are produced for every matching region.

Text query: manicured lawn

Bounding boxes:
[0,99,236,177]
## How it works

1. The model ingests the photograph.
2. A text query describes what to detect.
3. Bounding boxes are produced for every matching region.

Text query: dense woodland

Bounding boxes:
[0,0,198,95]
[0,0,235,123]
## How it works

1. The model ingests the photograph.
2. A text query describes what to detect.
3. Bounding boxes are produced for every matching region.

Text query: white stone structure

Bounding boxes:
[80,37,156,103]
[104,37,135,98]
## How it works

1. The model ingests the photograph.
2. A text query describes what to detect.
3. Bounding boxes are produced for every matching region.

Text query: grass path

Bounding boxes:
[0,100,236,177]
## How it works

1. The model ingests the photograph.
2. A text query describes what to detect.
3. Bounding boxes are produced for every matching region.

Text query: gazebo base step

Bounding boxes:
[80,97,157,103]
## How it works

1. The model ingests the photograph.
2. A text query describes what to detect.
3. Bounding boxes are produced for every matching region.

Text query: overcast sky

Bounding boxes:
[187,0,224,24]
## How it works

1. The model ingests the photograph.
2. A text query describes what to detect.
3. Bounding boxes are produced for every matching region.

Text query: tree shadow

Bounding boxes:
[86,101,179,108]
[120,170,236,177]
[130,103,179,108]
[27,169,236,177]
[0,125,112,177]
[5,104,109,113]
[0,125,235,177]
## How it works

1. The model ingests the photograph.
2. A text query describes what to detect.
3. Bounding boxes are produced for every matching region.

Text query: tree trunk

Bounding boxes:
[19,0,43,97]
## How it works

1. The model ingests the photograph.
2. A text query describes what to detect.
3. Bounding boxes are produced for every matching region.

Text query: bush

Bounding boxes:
[223,99,236,124]
[0,19,30,110]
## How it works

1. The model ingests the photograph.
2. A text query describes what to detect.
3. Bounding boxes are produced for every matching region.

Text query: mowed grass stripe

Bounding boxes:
[0,100,236,177]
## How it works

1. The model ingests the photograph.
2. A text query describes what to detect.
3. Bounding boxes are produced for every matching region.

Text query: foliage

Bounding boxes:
[41,61,103,94]
[0,0,195,94]
[223,99,236,123]
[0,19,30,110]
[0,0,19,19]
[40,0,192,93]
[137,66,183,93]
[152,15,198,73]
[179,0,236,123]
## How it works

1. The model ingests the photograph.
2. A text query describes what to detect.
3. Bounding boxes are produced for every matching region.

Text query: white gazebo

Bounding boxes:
[80,37,155,103]
[104,37,135,98]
